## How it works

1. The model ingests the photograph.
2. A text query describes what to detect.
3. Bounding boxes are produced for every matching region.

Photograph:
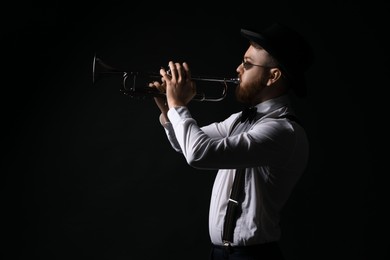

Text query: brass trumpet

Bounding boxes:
[92,55,239,102]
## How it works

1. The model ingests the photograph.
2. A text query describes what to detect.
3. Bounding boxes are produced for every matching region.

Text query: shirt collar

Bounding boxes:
[253,95,291,116]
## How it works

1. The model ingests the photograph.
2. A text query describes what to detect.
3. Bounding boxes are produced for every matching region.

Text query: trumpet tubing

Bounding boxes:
[92,55,239,102]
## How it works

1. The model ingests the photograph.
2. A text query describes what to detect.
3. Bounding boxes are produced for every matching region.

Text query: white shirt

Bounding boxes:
[161,95,309,246]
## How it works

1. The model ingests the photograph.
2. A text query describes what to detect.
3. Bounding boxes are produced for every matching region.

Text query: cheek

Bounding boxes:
[242,70,261,84]
[241,73,262,92]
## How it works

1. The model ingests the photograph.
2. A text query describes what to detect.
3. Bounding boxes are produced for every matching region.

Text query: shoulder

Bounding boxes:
[251,114,305,138]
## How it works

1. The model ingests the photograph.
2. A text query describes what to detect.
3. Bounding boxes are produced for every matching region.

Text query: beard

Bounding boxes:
[235,76,265,105]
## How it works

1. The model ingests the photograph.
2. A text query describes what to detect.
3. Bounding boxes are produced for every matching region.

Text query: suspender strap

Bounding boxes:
[222,168,245,245]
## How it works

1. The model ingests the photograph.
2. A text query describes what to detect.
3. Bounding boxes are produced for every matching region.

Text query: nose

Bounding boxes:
[236,62,244,73]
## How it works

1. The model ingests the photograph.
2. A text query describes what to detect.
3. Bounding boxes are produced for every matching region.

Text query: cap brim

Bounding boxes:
[241,29,272,54]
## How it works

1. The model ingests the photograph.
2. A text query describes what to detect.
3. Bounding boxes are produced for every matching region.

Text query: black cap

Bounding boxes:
[241,23,314,97]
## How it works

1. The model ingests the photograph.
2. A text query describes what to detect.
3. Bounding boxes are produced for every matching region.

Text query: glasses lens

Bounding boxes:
[242,60,250,70]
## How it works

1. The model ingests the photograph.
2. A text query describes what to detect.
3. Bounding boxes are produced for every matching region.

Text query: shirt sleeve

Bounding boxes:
[159,113,182,153]
[160,108,238,153]
[167,106,299,170]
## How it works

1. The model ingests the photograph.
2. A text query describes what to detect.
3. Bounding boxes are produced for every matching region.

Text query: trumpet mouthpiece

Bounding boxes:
[230,78,240,84]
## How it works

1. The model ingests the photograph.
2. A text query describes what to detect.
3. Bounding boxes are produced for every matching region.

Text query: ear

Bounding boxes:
[266,68,282,86]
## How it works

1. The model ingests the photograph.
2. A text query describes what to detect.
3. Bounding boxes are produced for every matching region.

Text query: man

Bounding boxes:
[150,22,314,260]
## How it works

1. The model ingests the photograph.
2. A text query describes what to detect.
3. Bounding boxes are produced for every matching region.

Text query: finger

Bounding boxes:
[168,61,177,80]
[176,62,187,82]
[173,62,183,81]
[160,67,170,82]
[148,81,164,92]
[148,81,159,87]
[183,62,191,81]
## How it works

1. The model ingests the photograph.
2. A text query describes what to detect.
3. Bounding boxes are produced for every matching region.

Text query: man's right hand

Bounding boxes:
[148,81,169,123]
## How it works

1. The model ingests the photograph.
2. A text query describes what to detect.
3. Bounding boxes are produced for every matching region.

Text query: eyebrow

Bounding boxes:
[243,57,256,62]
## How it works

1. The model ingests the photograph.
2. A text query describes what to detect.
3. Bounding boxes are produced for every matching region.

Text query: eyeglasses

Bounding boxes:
[241,60,271,70]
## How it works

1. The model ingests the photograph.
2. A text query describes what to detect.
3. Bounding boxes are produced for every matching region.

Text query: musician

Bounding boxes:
[150,22,314,260]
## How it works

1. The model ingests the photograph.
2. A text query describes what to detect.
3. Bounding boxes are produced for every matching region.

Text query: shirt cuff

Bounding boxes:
[159,113,171,129]
[167,106,193,128]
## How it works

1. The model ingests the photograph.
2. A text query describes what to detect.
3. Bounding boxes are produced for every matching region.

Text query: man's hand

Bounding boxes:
[160,61,196,109]
[148,80,169,123]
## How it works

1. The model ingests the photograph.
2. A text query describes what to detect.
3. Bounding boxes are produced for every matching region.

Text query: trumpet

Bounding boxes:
[92,55,240,102]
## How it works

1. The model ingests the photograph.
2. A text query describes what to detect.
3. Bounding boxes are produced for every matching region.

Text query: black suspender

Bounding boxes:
[222,114,300,245]
[222,168,245,245]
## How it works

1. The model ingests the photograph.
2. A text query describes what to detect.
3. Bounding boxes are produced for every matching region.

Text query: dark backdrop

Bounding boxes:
[3,1,386,260]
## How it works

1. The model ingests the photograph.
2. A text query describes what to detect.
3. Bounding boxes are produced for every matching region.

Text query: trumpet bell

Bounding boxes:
[92,55,124,84]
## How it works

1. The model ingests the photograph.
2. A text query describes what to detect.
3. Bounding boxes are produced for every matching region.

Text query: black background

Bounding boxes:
[3,1,387,260]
